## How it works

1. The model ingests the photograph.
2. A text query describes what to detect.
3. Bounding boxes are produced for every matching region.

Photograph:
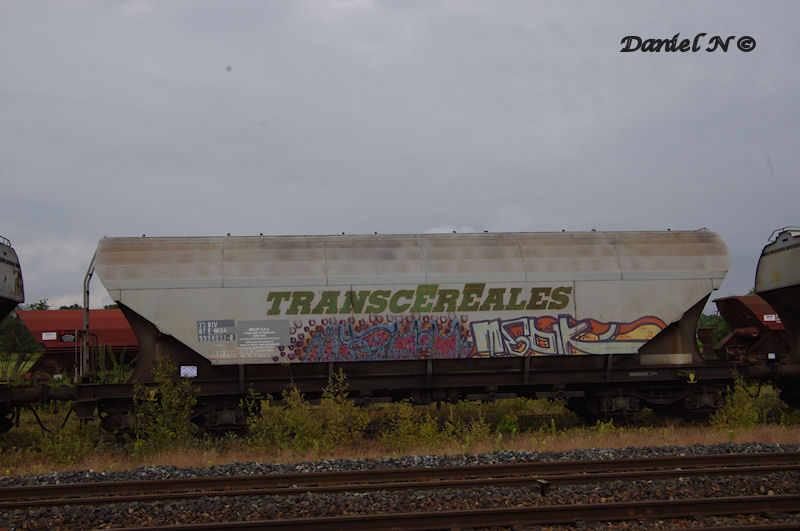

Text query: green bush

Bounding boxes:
[497,412,519,437]
[246,385,318,452]
[711,374,758,430]
[0,409,118,468]
[375,400,497,454]
[133,354,198,457]
[247,371,371,454]
[779,407,800,425]
[38,423,99,466]
[752,386,788,424]
[442,405,492,453]
[593,418,617,437]
[470,397,573,433]
[711,378,794,430]
[273,383,321,451]
[377,400,443,452]
[318,369,369,452]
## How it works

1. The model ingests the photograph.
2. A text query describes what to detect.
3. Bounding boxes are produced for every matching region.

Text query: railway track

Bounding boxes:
[4,450,800,509]
[100,495,800,530]
[3,451,800,529]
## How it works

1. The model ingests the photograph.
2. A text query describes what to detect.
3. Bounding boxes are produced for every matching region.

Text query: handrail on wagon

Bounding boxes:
[768,227,800,241]
[80,251,97,381]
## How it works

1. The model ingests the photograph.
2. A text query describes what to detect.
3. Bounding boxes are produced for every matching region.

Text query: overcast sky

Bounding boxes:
[2,1,797,311]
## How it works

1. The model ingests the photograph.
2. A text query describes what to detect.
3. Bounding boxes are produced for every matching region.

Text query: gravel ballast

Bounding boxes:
[3,442,800,529]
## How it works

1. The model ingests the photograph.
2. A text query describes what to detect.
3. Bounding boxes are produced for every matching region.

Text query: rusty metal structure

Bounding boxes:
[710,295,789,361]
[0,236,23,322]
[755,227,800,405]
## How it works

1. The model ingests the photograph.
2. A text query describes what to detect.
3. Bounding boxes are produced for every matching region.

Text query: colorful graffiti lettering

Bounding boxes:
[295,315,473,362]
[470,314,666,357]
[285,313,667,363]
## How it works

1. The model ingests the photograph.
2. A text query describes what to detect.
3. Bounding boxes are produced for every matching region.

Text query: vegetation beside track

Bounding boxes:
[2,366,800,477]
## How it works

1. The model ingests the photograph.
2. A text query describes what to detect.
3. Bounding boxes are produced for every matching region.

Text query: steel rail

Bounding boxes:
[4,451,800,502]
[3,450,800,503]
[98,494,800,530]
[3,460,800,509]
[3,463,800,510]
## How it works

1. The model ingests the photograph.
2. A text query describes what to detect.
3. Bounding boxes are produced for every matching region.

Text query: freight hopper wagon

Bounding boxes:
[79,230,736,430]
[755,228,800,406]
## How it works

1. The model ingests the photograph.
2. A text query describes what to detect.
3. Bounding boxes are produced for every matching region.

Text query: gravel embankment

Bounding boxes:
[3,442,800,529]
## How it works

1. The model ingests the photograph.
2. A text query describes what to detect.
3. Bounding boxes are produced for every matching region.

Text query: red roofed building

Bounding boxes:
[16,309,138,376]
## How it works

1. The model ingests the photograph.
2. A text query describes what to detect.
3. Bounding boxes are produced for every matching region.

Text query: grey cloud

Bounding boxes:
[1,1,797,307]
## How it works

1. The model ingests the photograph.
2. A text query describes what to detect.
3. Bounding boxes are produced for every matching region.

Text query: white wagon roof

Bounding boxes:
[95,230,729,291]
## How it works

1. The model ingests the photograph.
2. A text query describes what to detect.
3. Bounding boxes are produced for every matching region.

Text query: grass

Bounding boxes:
[2,391,800,478]
[2,374,799,477]
[3,416,800,478]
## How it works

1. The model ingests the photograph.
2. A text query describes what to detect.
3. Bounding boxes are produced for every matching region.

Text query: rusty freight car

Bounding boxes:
[708,295,789,361]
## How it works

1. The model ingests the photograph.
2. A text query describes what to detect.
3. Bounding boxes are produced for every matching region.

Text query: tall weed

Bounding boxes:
[711,373,758,430]
[247,371,369,454]
[246,385,319,452]
[318,369,369,452]
[38,423,104,467]
[378,400,442,452]
[442,404,492,453]
[133,353,198,457]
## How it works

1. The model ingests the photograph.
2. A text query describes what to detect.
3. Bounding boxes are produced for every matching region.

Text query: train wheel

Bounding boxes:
[596,389,641,422]
[681,386,723,419]
[193,398,248,432]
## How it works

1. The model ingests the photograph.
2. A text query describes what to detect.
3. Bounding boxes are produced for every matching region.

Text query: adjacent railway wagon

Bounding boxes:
[16,309,139,378]
[755,228,800,406]
[0,236,24,432]
[706,295,789,361]
[78,229,736,430]
[0,236,23,322]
